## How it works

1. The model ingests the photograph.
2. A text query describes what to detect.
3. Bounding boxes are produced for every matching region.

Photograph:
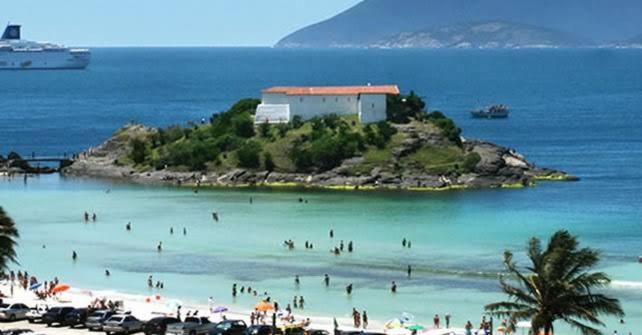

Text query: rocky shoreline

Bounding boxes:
[60,125,577,191]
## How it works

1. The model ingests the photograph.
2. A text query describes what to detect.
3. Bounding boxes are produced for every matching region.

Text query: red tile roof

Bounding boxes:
[263,85,400,96]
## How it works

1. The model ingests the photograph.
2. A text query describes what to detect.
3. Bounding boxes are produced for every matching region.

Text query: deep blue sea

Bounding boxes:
[1,48,642,332]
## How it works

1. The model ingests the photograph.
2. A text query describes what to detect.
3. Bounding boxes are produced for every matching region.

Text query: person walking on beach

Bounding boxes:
[324,274,330,287]
[362,311,369,329]
[445,313,451,328]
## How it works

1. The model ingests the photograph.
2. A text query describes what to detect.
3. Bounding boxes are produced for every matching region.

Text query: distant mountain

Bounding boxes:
[373,21,589,49]
[276,0,642,48]
[611,34,642,48]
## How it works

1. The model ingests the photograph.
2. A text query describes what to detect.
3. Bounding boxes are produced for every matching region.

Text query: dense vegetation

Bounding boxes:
[0,207,19,271]
[125,92,478,176]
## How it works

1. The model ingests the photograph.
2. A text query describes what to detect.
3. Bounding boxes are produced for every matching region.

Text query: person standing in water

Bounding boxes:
[445,313,451,328]
[348,241,353,253]
[295,275,300,286]
[298,296,304,309]
[183,227,187,235]
[402,238,407,247]
[324,274,330,287]
[105,269,110,276]
[232,283,237,298]
[329,229,334,238]
[346,283,353,295]
[391,281,397,293]
[72,251,77,261]
[126,222,131,231]
[157,241,162,252]
[170,227,174,234]
[407,265,412,278]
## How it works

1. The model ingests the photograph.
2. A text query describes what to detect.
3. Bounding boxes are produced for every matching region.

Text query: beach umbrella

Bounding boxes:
[400,312,415,324]
[212,306,228,313]
[254,301,274,312]
[29,282,42,290]
[52,283,70,293]
[405,325,425,331]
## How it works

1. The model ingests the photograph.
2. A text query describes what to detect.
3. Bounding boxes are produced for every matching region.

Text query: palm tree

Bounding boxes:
[485,230,623,335]
[0,207,19,270]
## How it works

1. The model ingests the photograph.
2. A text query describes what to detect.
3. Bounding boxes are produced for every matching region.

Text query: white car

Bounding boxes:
[0,302,31,321]
[26,303,49,323]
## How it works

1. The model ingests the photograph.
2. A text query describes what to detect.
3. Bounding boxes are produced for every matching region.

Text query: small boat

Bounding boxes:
[471,105,509,119]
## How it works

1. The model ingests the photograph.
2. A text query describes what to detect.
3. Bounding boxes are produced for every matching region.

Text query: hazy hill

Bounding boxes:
[276,0,642,48]
[373,21,590,49]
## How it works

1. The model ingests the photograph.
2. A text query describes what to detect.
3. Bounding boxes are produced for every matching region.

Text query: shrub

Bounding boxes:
[130,138,149,165]
[290,115,304,129]
[426,111,462,146]
[259,122,271,138]
[264,151,275,172]
[462,153,481,172]
[237,141,262,169]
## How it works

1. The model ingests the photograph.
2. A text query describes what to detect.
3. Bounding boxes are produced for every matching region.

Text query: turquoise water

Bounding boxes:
[1,48,642,333]
[1,174,641,333]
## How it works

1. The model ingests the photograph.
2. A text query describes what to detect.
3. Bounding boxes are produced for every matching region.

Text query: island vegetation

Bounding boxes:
[63,91,574,191]
[0,207,19,271]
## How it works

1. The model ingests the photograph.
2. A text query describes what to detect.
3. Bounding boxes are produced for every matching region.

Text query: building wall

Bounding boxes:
[358,94,388,123]
[259,92,388,123]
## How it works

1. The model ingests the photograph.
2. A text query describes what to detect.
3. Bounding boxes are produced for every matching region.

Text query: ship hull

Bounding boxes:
[0,50,90,70]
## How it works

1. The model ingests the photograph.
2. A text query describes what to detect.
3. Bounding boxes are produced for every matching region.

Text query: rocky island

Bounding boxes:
[62,94,576,191]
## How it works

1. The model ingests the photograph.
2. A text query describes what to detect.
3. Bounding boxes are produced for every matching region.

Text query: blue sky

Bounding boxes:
[2,0,361,46]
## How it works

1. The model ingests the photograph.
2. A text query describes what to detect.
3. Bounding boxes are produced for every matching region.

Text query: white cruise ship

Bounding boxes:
[0,24,90,70]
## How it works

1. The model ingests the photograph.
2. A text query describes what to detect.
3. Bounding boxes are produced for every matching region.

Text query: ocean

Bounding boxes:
[1,48,642,332]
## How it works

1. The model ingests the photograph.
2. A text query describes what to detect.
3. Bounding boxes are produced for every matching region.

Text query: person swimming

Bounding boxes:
[212,212,219,222]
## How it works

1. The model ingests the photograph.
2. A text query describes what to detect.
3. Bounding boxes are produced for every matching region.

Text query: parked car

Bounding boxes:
[0,329,41,335]
[26,304,49,323]
[103,314,145,335]
[42,306,75,326]
[0,303,31,321]
[305,330,329,335]
[245,325,283,335]
[209,320,247,335]
[166,316,217,335]
[65,308,91,328]
[142,316,180,335]
[85,310,117,331]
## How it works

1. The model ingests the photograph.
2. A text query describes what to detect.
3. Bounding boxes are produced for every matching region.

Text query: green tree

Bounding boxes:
[237,141,262,169]
[130,138,149,165]
[259,122,271,138]
[0,207,19,270]
[264,151,275,171]
[386,91,427,124]
[485,230,624,335]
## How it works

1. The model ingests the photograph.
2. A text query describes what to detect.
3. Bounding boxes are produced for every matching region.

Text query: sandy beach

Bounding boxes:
[0,281,392,335]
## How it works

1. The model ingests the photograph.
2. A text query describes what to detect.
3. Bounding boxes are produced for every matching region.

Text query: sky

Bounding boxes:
[2,0,362,47]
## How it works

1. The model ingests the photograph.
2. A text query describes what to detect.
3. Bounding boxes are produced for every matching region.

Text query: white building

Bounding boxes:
[254,85,400,124]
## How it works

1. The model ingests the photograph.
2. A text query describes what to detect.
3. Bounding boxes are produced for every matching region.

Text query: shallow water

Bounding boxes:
[1,48,642,333]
